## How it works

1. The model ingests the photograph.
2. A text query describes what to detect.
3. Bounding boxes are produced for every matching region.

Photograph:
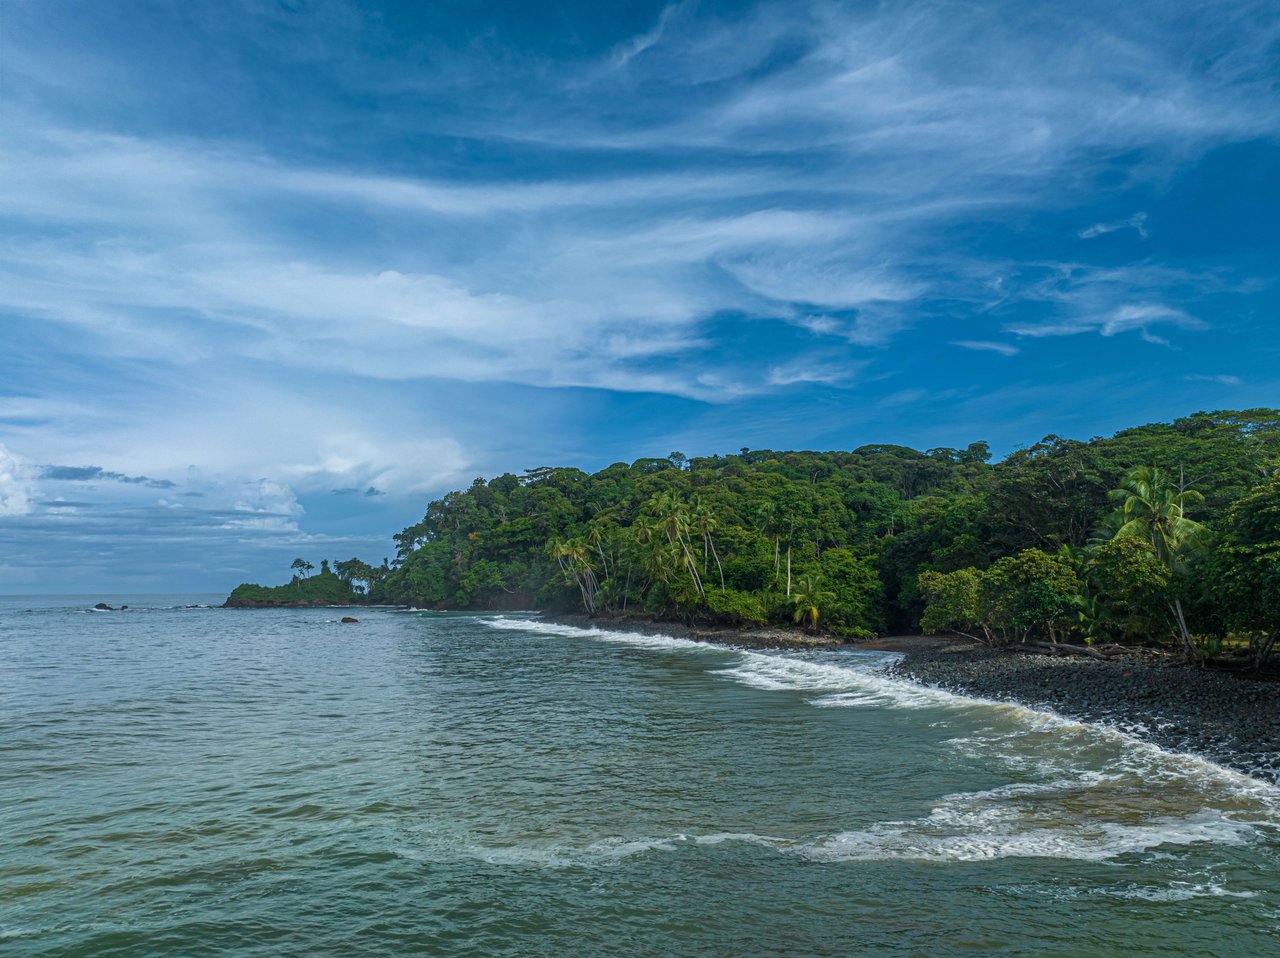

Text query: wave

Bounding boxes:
[485,616,1280,795]
[1106,881,1258,901]
[399,802,1265,867]
[485,616,711,653]
[717,651,959,710]
[802,772,1265,863]
[482,615,1280,860]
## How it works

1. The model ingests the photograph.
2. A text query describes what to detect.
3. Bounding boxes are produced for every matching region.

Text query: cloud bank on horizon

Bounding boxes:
[1,0,1277,590]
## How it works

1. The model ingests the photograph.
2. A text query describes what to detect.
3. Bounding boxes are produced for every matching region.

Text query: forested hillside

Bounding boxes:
[351,409,1280,663]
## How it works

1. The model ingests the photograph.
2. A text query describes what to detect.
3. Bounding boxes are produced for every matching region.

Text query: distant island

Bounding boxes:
[226,558,389,608]
[226,408,1280,673]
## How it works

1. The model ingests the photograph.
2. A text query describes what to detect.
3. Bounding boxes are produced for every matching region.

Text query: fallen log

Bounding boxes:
[1026,641,1110,660]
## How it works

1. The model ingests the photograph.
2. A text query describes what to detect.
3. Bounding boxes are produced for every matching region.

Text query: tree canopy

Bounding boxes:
[229,408,1280,668]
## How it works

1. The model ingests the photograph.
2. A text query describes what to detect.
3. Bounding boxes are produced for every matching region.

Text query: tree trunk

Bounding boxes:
[786,544,792,597]
[677,536,704,596]
[710,537,725,590]
[1254,634,1277,672]
[1028,641,1108,660]
[1170,599,1200,665]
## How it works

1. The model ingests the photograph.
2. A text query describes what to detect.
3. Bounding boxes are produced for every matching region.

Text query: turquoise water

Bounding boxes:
[2,597,1279,956]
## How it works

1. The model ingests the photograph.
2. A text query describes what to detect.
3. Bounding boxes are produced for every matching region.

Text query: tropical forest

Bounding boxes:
[228,409,1280,669]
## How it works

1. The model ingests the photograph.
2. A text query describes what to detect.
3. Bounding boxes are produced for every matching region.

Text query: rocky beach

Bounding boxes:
[888,640,1280,784]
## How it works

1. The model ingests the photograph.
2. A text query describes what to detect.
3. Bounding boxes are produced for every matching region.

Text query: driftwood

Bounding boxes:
[1026,641,1113,660]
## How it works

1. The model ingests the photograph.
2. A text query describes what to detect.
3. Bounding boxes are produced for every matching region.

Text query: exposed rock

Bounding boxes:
[340,616,359,623]
[93,602,113,611]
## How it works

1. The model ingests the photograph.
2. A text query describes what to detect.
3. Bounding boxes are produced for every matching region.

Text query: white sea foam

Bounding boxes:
[802,772,1267,863]
[485,616,710,653]
[1106,882,1259,901]
[721,651,962,710]
[417,806,1264,867]
[804,817,1255,863]
[453,832,794,868]
[482,616,1280,858]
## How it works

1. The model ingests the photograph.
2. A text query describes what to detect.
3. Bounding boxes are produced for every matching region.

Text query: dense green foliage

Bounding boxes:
[371,408,1280,655]
[226,569,360,607]
[232,408,1280,666]
[1213,476,1280,668]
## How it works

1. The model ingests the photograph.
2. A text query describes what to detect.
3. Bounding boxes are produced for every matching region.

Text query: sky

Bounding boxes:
[1,0,1278,593]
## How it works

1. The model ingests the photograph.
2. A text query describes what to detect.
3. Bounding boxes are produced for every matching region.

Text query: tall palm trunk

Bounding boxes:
[1171,599,1200,665]
[680,536,704,596]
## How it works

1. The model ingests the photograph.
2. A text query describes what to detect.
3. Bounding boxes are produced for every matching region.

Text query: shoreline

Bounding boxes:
[548,613,1280,785]
[889,642,1280,785]
[546,613,851,650]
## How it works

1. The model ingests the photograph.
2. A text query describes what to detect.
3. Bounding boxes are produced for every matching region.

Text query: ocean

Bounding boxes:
[2,596,1277,956]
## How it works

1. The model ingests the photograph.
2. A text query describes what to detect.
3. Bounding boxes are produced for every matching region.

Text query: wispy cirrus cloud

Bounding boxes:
[2,1,1273,407]
[1008,302,1204,345]
[952,341,1020,357]
[1080,212,1148,240]
[1185,374,1242,386]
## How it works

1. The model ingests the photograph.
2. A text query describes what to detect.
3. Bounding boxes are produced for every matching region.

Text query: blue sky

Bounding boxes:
[1,0,1278,592]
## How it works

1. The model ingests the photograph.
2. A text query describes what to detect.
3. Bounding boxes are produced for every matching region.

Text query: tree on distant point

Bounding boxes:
[290,558,314,590]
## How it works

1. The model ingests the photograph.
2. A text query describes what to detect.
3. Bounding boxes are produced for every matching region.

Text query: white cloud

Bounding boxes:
[952,340,1020,356]
[1008,303,1200,341]
[1185,374,1242,385]
[0,444,34,516]
[766,360,860,387]
[1080,212,1148,240]
[4,0,1269,407]
[279,434,468,497]
[603,1,690,72]
[998,262,1219,343]
[1100,304,1202,337]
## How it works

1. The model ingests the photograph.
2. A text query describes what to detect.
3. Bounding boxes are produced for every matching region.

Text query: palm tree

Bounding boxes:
[648,492,705,597]
[689,495,725,590]
[290,557,313,591]
[1108,465,1208,662]
[585,521,612,579]
[550,537,599,614]
[641,540,681,616]
[791,575,834,632]
[752,501,782,582]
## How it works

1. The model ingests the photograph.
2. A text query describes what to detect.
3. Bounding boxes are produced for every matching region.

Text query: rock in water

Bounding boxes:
[93,603,114,611]
[340,616,359,623]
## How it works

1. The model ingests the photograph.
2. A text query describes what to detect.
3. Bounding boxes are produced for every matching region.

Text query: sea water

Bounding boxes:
[2,596,1278,956]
